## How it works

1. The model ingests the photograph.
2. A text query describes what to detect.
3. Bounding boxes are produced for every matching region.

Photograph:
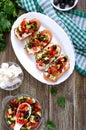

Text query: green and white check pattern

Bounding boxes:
[18,0,86,76]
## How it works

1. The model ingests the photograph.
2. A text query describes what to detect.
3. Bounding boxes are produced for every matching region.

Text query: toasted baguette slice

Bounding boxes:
[14,18,41,40]
[43,54,70,82]
[25,29,52,54]
[35,43,62,71]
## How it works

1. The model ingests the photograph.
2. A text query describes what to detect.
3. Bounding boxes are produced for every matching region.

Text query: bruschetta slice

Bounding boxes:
[14,18,41,40]
[43,54,70,82]
[35,43,62,70]
[25,29,52,54]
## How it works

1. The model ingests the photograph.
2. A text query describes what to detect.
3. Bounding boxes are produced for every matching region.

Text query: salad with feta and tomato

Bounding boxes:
[4,95,42,130]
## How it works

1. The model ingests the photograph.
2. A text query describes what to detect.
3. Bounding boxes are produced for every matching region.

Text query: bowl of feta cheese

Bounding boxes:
[0,62,23,90]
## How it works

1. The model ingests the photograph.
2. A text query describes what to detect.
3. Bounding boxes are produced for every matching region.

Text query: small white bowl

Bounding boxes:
[0,62,23,91]
[51,0,78,11]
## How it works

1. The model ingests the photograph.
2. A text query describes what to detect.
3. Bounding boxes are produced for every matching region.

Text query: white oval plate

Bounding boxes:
[11,12,75,85]
[51,0,78,11]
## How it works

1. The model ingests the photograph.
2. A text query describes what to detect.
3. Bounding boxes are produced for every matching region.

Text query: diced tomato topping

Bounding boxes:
[30,122,39,128]
[34,103,41,110]
[25,29,29,34]
[33,46,37,51]
[21,20,26,29]
[33,39,40,45]
[40,41,44,46]
[48,68,52,74]
[26,98,33,105]
[10,99,17,104]
[21,113,24,117]
[10,123,15,129]
[19,104,25,109]
[13,107,17,111]
[23,106,28,111]
[17,117,27,124]
[17,118,25,124]
[38,61,43,66]
[19,103,28,109]
[16,112,21,118]
[26,122,31,127]
[51,66,57,73]
[50,46,54,51]
[53,50,57,55]
[38,59,44,66]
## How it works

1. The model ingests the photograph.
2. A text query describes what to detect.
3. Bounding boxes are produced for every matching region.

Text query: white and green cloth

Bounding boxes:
[18,0,86,76]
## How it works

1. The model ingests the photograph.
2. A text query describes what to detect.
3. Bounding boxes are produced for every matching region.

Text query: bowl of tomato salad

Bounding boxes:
[2,94,42,130]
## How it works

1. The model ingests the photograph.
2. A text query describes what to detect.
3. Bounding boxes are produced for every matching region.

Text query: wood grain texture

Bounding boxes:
[0,1,86,130]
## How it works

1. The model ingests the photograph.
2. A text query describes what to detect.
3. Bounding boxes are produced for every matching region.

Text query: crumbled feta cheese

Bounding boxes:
[1,63,9,69]
[22,33,31,38]
[0,62,23,89]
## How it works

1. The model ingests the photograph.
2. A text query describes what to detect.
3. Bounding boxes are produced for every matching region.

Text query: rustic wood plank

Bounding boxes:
[48,72,75,130]
[74,71,86,130]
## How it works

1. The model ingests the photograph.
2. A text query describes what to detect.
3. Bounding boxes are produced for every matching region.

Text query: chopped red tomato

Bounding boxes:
[33,39,40,46]
[21,20,26,29]
[33,46,37,51]
[10,123,15,129]
[34,103,41,110]
[17,118,25,124]
[26,122,31,127]
[10,99,17,104]
[53,50,57,55]
[25,29,29,34]
[30,122,39,128]
[26,98,33,104]
[50,46,54,51]
[48,68,52,74]
[38,60,44,66]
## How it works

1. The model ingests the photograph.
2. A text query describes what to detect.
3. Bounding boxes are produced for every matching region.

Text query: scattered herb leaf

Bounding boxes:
[51,87,58,95]
[46,120,56,130]
[57,97,66,107]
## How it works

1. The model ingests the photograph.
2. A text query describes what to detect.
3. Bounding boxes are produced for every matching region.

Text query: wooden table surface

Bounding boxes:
[0,1,86,130]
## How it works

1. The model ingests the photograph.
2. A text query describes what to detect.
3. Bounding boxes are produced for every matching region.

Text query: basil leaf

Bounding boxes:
[51,88,58,95]
[46,120,56,130]
[57,97,66,107]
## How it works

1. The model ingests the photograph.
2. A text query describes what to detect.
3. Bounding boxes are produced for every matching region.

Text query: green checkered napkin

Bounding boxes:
[18,0,86,76]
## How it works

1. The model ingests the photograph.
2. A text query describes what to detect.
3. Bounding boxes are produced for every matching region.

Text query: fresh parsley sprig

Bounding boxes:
[51,87,58,95]
[0,0,19,51]
[46,120,56,130]
[57,97,66,107]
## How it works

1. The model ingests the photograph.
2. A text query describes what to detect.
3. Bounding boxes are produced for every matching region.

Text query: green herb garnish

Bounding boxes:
[37,32,48,41]
[46,120,56,130]
[57,97,66,107]
[0,0,19,51]
[51,88,58,95]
